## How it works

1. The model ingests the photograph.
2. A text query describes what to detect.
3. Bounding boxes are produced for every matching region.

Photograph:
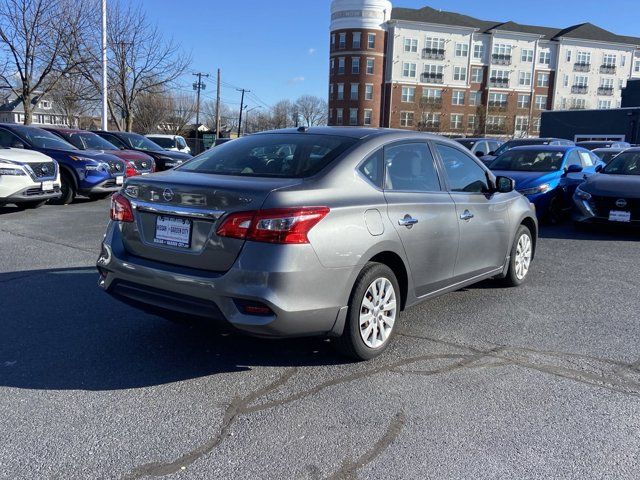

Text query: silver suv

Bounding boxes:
[98,128,537,360]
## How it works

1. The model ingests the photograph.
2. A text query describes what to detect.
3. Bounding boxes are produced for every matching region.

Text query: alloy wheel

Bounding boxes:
[359,277,397,349]
[515,234,532,280]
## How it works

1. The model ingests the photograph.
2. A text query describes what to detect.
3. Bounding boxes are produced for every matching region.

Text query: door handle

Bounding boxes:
[460,210,474,221]
[398,215,419,228]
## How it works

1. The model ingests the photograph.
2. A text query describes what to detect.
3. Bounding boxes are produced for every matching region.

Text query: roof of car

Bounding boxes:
[146,134,180,138]
[592,147,627,152]
[507,138,569,143]
[508,145,577,152]
[43,127,85,134]
[454,138,501,142]
[256,126,450,141]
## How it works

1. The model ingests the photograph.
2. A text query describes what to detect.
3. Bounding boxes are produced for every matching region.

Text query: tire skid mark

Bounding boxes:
[0,227,95,254]
[325,412,406,480]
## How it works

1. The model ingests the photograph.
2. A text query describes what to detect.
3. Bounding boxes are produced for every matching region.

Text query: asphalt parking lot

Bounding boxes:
[1,200,640,479]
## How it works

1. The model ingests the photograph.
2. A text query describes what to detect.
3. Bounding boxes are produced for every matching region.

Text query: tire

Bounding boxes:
[501,225,534,287]
[546,194,565,225]
[88,193,111,201]
[49,172,75,205]
[19,200,47,209]
[334,262,400,361]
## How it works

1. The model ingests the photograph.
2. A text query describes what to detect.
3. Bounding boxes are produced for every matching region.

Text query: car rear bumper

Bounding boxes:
[97,222,358,338]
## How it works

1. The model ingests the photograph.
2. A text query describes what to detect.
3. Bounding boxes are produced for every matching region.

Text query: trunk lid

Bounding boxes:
[120,171,302,271]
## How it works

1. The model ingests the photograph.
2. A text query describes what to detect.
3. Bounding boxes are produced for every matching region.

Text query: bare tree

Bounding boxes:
[48,72,97,127]
[76,0,190,131]
[131,90,171,134]
[161,94,195,134]
[202,100,238,133]
[271,100,295,129]
[295,95,327,127]
[0,0,89,124]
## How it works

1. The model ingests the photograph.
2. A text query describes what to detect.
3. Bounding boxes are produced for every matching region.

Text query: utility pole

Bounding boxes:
[193,72,209,126]
[215,69,221,139]
[101,0,108,131]
[236,88,250,137]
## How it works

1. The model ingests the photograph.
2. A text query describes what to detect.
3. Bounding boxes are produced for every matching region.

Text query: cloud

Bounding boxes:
[288,76,305,84]
[308,48,316,55]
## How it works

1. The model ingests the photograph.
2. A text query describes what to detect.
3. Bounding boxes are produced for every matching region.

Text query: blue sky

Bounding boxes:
[141,0,640,109]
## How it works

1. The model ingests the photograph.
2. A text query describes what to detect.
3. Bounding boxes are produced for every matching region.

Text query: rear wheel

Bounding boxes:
[334,262,400,361]
[49,172,75,205]
[501,225,533,287]
[547,194,565,224]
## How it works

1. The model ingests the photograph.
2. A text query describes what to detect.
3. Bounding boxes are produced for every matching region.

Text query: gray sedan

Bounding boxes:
[98,127,538,360]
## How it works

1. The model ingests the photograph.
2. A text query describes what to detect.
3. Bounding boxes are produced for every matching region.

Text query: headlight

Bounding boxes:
[575,187,592,201]
[519,183,551,196]
[85,162,110,172]
[0,167,26,176]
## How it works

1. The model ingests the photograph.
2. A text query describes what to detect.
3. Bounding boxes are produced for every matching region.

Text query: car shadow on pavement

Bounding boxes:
[539,223,640,241]
[0,267,341,392]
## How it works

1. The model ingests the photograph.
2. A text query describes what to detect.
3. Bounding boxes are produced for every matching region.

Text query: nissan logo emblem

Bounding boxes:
[163,188,174,202]
[41,165,48,174]
[616,199,628,208]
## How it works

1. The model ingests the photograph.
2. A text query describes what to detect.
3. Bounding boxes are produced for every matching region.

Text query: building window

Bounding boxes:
[517,94,530,109]
[337,83,344,100]
[471,67,483,83]
[521,49,534,62]
[634,59,640,73]
[566,50,572,62]
[539,50,551,65]
[339,33,346,49]
[363,109,372,125]
[401,86,415,103]
[336,108,344,125]
[532,117,541,131]
[450,114,464,130]
[349,108,358,125]
[515,116,529,132]
[469,91,481,106]
[353,32,361,49]
[423,64,444,83]
[571,98,587,109]
[366,58,374,74]
[422,112,440,129]
[329,84,334,99]
[563,74,569,87]
[518,71,532,86]
[621,55,626,67]
[452,90,465,105]
[400,111,414,127]
[404,38,418,53]
[576,51,591,65]
[602,53,616,67]
[598,100,612,109]
[468,114,476,130]
[537,72,550,87]
[493,44,512,56]
[473,43,484,60]
[489,92,508,107]
[453,66,467,82]
[338,57,345,75]
[368,33,376,49]
[535,95,548,110]
[490,69,510,87]
[487,116,506,131]
[330,58,334,72]
[365,84,373,101]
[350,83,359,100]
[422,88,442,101]
[352,57,360,74]
[425,37,445,51]
[331,34,335,46]
[455,43,469,57]
[402,62,417,78]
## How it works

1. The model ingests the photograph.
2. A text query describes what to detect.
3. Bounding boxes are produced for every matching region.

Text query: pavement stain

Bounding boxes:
[120,333,640,479]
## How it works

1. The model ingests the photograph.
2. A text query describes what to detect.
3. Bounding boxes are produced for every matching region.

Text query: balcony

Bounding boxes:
[488,101,508,111]
[486,124,507,134]
[573,63,591,72]
[419,97,443,108]
[492,54,512,66]
[600,65,617,74]
[489,77,510,88]
[598,86,614,96]
[418,121,441,132]
[422,48,446,60]
[569,102,588,110]
[571,85,589,94]
[421,72,444,84]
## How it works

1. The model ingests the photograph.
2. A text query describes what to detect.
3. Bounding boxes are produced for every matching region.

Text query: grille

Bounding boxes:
[30,162,57,179]
[25,186,60,196]
[591,195,640,220]
[107,160,125,175]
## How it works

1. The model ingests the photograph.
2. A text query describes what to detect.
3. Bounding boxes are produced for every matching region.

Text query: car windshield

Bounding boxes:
[455,140,476,149]
[66,132,118,151]
[178,134,357,178]
[490,149,566,172]
[603,151,640,175]
[148,137,176,149]
[120,132,164,152]
[11,126,77,150]
[492,139,550,157]
[595,151,622,164]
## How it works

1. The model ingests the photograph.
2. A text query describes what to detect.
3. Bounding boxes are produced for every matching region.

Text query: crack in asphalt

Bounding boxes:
[325,412,406,480]
[0,227,96,254]
[122,333,640,478]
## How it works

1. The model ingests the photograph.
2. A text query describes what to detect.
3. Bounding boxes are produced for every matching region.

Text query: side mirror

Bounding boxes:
[595,164,604,173]
[495,176,515,193]
[566,164,583,174]
[475,151,485,158]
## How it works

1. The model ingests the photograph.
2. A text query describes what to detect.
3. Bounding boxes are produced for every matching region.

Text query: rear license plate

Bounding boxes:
[116,176,124,185]
[154,216,192,248]
[609,210,631,223]
[41,181,54,191]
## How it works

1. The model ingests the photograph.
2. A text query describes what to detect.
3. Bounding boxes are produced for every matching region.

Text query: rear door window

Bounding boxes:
[383,143,441,192]
[578,151,594,167]
[359,149,383,187]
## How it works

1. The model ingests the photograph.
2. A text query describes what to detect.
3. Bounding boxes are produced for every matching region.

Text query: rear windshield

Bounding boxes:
[148,137,176,148]
[491,149,565,172]
[178,134,357,178]
[595,151,621,164]
[604,151,640,175]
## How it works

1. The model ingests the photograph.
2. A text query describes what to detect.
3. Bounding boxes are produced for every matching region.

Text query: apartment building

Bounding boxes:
[328,1,640,136]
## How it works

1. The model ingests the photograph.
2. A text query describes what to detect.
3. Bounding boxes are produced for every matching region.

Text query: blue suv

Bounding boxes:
[489,145,605,222]
[0,124,126,204]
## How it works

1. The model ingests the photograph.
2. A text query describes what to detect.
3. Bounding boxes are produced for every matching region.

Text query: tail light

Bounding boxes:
[110,192,134,222]
[125,161,138,177]
[216,207,330,244]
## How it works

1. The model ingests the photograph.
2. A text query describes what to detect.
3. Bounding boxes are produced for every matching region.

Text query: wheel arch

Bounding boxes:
[519,216,538,260]
[58,164,79,190]
[368,251,409,311]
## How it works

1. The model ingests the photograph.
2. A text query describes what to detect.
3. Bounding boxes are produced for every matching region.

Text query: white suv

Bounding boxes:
[0,148,61,208]
[145,134,192,155]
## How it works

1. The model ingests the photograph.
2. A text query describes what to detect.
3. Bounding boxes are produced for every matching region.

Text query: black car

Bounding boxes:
[92,131,192,171]
[481,138,574,165]
[573,148,640,226]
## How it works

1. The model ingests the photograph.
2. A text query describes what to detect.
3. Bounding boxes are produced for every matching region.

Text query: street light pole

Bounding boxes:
[101,0,108,131]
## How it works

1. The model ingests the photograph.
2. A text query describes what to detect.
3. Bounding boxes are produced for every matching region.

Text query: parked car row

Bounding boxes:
[0,125,193,208]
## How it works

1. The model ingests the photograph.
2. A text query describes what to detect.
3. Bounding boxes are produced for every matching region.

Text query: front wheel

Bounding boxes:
[501,225,534,287]
[334,262,400,361]
[49,172,75,205]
